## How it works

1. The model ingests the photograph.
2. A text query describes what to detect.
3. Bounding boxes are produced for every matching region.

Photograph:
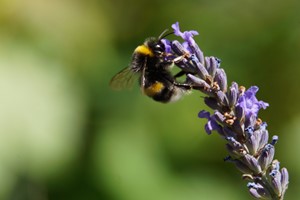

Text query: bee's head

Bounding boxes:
[145,40,169,57]
[154,29,173,55]
[138,30,173,57]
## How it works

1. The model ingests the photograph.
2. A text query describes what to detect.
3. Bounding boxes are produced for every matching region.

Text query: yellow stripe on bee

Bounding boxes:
[144,82,164,96]
[134,45,154,57]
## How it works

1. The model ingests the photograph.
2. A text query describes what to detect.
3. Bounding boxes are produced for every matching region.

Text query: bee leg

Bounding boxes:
[174,70,186,78]
[173,82,192,90]
[173,52,190,63]
[174,81,207,91]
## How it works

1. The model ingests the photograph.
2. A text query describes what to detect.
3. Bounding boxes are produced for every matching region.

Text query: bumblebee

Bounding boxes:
[110,30,191,103]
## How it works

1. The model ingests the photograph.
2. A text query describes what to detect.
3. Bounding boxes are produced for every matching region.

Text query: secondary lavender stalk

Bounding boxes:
[164,22,289,200]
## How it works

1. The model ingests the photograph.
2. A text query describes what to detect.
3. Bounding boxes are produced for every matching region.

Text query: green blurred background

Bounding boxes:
[0,0,299,199]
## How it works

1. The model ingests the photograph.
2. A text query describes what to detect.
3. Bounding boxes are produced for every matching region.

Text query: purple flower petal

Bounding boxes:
[198,110,210,118]
[198,110,222,134]
[172,22,182,37]
[160,39,172,54]
[171,22,199,46]
[236,86,269,119]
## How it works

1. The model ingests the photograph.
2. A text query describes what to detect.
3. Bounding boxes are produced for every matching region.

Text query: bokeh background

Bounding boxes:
[0,0,299,199]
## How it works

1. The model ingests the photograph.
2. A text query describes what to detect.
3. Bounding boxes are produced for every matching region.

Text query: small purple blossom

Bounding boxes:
[160,39,172,54]
[248,182,272,199]
[198,110,222,135]
[171,22,204,64]
[237,86,269,118]
[172,22,199,45]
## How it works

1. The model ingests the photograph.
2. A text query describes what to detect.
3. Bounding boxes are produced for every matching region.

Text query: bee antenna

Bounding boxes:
[158,29,174,40]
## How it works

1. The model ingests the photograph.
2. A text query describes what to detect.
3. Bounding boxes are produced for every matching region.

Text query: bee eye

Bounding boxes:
[154,44,164,54]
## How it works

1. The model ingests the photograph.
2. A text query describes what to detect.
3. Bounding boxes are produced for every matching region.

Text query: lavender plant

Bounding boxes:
[163,22,289,200]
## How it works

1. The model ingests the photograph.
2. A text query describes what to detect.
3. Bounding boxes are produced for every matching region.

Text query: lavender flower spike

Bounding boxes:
[163,22,289,200]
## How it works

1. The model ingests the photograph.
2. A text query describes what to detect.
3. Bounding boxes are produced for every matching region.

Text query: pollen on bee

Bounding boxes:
[143,82,164,96]
[134,45,154,57]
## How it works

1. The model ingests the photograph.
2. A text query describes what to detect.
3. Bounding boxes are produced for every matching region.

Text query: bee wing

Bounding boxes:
[109,67,139,90]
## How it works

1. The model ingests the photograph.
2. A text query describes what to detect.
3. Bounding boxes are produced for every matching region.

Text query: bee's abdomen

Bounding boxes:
[143,81,165,97]
[143,82,177,103]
